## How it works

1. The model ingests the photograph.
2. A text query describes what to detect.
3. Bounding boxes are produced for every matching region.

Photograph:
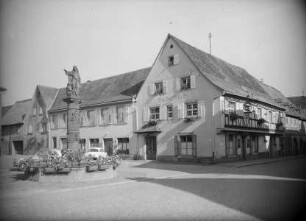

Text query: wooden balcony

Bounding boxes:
[224,113,284,132]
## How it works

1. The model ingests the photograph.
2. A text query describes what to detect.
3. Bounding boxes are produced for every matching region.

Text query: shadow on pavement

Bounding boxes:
[129,176,306,221]
[134,158,306,179]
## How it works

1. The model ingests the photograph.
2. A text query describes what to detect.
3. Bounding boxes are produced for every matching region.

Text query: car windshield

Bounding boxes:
[88,149,98,152]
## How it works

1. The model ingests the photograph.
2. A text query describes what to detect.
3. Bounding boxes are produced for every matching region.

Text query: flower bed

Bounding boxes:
[15,149,120,182]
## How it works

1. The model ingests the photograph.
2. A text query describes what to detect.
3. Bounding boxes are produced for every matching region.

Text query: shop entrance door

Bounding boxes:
[104,138,113,156]
[146,136,157,160]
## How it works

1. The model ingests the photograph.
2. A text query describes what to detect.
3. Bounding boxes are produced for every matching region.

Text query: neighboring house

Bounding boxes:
[0,87,7,154]
[48,68,150,155]
[1,99,32,155]
[133,34,286,162]
[22,85,58,155]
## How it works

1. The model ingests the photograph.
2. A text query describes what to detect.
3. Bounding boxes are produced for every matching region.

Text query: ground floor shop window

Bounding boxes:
[79,139,86,151]
[226,134,237,156]
[52,137,57,149]
[179,135,196,156]
[90,138,99,147]
[251,136,258,154]
[60,137,67,150]
[117,138,129,154]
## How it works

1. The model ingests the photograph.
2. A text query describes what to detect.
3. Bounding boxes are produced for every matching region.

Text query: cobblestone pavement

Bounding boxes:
[0,155,305,221]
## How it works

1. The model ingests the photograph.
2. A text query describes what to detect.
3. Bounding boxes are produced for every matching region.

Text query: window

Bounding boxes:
[257,108,262,119]
[155,82,164,94]
[268,111,272,122]
[118,138,130,154]
[228,101,236,113]
[59,113,67,128]
[50,115,58,129]
[117,106,127,123]
[168,55,174,66]
[167,105,173,119]
[52,137,57,149]
[32,107,37,116]
[150,107,160,121]
[38,106,43,115]
[168,54,179,66]
[186,102,198,117]
[79,139,86,151]
[179,135,196,156]
[60,137,67,150]
[87,110,96,126]
[28,125,33,135]
[226,134,237,156]
[181,76,191,90]
[90,138,99,147]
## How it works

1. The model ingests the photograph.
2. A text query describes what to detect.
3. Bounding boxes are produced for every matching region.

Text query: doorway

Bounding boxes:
[104,138,113,156]
[13,141,23,155]
[146,136,157,160]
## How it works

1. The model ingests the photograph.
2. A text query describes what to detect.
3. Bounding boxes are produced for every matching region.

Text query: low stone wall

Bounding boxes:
[29,166,117,183]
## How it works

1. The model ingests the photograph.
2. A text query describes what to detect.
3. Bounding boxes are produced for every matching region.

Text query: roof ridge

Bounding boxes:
[15,98,32,103]
[170,34,247,73]
[83,67,151,85]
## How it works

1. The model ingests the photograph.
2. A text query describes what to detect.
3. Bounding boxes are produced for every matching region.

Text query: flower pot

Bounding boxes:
[86,165,98,172]
[98,165,109,171]
[43,167,56,174]
[57,168,71,174]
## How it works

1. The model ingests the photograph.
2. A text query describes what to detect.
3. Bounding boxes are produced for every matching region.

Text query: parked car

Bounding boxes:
[84,148,107,159]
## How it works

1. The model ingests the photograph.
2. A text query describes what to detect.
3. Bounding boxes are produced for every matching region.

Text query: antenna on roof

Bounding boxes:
[260,78,264,83]
[302,89,305,97]
[208,32,212,55]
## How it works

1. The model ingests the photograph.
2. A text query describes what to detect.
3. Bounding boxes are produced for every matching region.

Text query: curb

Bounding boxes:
[233,155,306,168]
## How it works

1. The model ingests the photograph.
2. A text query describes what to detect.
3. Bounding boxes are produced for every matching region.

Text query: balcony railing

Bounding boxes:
[224,113,283,132]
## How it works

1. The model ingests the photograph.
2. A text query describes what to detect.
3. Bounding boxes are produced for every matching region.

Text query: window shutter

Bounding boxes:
[163,80,167,94]
[143,107,149,122]
[173,54,179,65]
[198,101,205,118]
[178,103,185,119]
[124,106,129,123]
[160,105,167,120]
[149,84,155,95]
[174,135,179,156]
[176,78,181,91]
[192,135,197,156]
[112,107,117,124]
[190,75,196,89]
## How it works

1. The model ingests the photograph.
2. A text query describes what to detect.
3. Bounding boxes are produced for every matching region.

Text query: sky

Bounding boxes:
[0,0,305,106]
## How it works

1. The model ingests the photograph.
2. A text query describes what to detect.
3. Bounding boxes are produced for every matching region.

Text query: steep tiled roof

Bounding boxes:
[37,85,58,109]
[287,96,306,110]
[49,67,151,112]
[259,82,304,119]
[1,105,13,117]
[170,34,282,109]
[1,99,32,125]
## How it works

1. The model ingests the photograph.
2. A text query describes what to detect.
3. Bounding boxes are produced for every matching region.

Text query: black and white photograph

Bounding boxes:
[0,0,306,220]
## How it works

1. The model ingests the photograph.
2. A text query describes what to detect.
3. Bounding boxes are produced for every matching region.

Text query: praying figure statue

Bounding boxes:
[64,66,81,97]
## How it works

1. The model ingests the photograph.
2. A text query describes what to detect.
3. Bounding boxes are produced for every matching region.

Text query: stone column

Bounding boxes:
[64,97,82,151]
[63,66,82,151]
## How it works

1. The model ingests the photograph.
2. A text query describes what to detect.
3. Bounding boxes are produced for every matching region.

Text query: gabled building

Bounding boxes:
[134,34,286,162]
[21,85,58,155]
[48,68,150,155]
[1,99,32,155]
[259,82,306,155]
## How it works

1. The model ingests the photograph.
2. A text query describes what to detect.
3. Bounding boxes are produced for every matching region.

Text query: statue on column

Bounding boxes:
[64,66,81,97]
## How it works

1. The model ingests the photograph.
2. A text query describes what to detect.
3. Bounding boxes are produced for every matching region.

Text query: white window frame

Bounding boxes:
[150,106,160,121]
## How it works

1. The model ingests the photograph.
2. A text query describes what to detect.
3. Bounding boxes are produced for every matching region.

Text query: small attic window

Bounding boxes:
[170,44,173,49]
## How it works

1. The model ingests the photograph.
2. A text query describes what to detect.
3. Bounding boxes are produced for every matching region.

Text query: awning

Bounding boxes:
[135,123,162,134]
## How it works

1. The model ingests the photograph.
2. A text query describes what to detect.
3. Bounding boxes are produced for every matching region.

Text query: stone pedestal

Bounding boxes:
[64,96,82,151]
